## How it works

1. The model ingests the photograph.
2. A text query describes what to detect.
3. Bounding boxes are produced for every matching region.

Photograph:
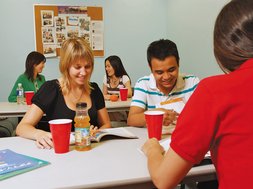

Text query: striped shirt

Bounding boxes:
[103,75,130,95]
[131,73,200,113]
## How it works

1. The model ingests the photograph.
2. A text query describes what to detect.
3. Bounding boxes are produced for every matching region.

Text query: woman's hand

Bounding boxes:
[90,125,99,137]
[34,130,53,149]
[142,138,165,156]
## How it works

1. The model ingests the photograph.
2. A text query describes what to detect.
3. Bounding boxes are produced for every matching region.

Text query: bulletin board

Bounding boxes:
[34,5,104,57]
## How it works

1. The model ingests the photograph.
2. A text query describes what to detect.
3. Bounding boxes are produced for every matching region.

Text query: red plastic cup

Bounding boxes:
[25,91,34,105]
[49,119,72,154]
[144,110,164,140]
[119,88,128,101]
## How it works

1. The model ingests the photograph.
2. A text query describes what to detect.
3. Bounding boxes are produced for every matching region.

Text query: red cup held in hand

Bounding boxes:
[49,119,72,154]
[144,110,164,140]
[119,88,128,101]
[25,91,34,105]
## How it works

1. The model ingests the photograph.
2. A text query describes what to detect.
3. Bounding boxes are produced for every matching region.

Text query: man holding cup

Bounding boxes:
[127,39,200,129]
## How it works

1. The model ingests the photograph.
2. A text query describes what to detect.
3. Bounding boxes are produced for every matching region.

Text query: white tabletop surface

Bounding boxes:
[104,98,131,111]
[0,100,131,118]
[0,127,216,189]
[0,102,29,117]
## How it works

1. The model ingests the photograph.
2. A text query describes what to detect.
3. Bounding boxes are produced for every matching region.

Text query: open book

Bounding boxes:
[0,149,50,181]
[70,127,138,143]
[91,127,138,142]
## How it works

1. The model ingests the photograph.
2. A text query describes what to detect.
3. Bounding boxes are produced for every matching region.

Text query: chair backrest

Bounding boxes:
[0,118,15,137]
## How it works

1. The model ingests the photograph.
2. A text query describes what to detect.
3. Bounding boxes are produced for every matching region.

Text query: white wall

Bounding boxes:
[167,0,230,78]
[0,0,168,101]
[0,0,231,102]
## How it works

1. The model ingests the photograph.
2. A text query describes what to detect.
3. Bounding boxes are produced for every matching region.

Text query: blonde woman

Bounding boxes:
[16,37,111,149]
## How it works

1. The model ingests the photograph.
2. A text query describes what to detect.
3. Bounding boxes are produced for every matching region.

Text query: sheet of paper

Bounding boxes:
[159,138,171,152]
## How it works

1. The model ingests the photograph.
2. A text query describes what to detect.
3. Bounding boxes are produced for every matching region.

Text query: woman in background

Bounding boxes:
[8,51,46,102]
[142,0,253,188]
[16,37,111,149]
[102,55,132,100]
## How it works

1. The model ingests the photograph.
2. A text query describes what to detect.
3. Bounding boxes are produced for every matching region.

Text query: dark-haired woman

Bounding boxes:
[8,51,46,102]
[102,55,132,100]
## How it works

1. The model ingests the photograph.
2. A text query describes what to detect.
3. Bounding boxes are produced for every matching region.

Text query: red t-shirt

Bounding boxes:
[171,59,253,189]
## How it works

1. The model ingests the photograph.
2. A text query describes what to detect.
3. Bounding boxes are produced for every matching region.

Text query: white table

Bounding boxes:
[0,100,131,118]
[104,98,131,112]
[0,102,29,118]
[0,127,216,189]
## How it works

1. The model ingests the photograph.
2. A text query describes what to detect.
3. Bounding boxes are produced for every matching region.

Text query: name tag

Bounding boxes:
[157,97,185,113]
[160,97,183,105]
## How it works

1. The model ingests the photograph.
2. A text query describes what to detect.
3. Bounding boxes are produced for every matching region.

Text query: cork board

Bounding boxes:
[34,5,104,57]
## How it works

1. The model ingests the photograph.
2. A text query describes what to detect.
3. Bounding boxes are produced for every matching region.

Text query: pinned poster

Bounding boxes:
[34,5,104,57]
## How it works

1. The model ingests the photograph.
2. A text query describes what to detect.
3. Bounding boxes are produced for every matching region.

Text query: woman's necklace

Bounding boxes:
[70,89,84,103]
[110,77,119,85]
[34,80,39,92]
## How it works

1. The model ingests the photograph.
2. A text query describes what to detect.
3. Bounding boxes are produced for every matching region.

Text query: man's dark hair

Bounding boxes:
[147,39,180,67]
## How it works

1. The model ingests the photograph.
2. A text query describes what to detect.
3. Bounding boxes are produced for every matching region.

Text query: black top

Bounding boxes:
[32,79,105,131]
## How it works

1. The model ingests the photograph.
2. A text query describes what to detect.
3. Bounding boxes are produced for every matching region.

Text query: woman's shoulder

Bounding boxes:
[34,79,60,101]
[14,74,31,85]
[41,79,60,90]
[201,74,225,85]
[103,75,108,84]
[122,75,130,82]
[39,74,46,81]
[90,82,99,89]
[197,74,228,93]
[45,79,58,84]
[90,82,103,99]
[17,73,28,80]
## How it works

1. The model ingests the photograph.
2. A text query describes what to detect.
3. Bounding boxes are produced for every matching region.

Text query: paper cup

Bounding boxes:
[25,91,34,105]
[49,119,72,154]
[144,111,164,140]
[119,88,128,101]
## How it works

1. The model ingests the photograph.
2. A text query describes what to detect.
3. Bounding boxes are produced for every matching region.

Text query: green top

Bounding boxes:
[8,73,46,102]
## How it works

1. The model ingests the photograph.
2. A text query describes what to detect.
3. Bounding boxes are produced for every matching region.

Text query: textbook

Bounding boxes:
[0,149,50,181]
[91,127,138,142]
[70,127,138,143]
